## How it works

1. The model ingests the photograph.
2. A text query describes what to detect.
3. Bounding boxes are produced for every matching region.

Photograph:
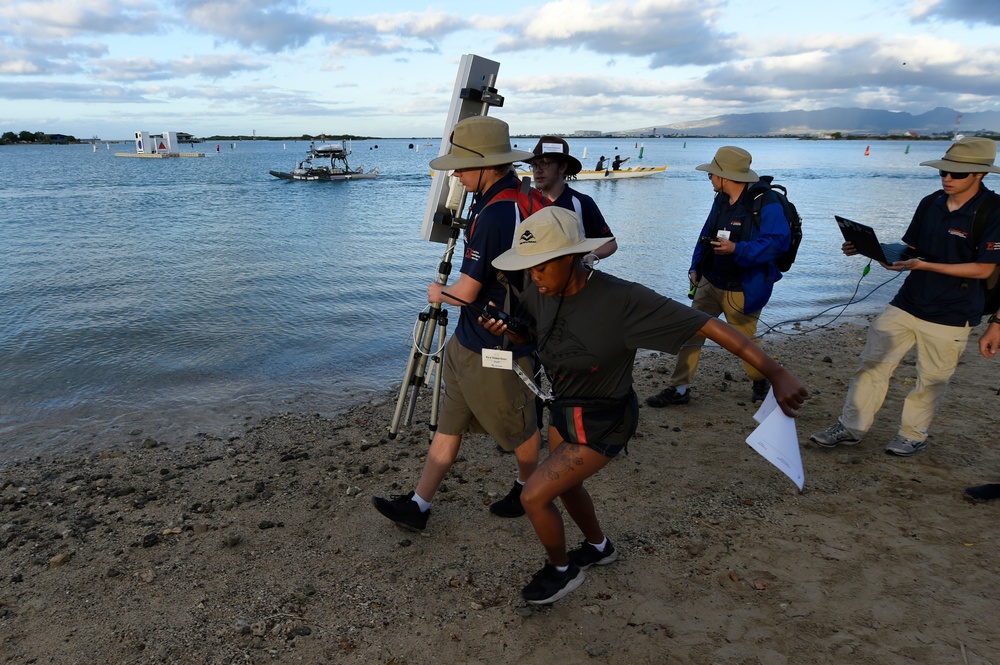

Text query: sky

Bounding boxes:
[2,0,999,140]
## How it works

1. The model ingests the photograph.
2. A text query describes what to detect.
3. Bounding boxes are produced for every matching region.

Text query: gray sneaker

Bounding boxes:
[809,422,861,448]
[885,435,926,456]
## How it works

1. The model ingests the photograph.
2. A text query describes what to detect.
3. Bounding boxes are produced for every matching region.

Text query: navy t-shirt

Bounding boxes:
[552,187,613,239]
[454,172,530,355]
[891,188,1000,327]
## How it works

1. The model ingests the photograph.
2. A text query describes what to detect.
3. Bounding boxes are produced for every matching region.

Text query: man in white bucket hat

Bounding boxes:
[373,116,546,530]
[484,206,806,604]
[811,137,1000,456]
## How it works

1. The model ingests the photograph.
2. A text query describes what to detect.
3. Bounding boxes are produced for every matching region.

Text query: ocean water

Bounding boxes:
[0,137,952,461]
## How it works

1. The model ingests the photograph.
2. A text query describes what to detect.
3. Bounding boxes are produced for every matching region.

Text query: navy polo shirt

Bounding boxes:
[891,187,1000,327]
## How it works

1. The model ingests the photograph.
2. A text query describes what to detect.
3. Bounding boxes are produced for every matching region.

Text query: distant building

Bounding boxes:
[572,130,603,137]
[44,134,71,144]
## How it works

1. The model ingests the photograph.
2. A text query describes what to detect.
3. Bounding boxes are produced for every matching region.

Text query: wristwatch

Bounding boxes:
[989,313,1000,325]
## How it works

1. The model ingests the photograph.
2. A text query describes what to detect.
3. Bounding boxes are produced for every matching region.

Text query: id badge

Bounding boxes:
[482,348,513,370]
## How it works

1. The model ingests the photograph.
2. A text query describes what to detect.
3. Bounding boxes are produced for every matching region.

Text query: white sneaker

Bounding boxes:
[809,422,861,448]
[885,435,926,456]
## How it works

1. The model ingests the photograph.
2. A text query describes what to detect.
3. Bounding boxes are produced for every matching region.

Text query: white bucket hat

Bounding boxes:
[493,207,611,271]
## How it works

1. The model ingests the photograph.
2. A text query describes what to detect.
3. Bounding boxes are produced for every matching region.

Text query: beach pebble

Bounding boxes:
[49,552,72,567]
[221,532,242,548]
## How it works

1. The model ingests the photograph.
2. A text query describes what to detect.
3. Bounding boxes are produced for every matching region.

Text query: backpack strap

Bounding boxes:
[957,187,1000,292]
[484,177,549,346]
[745,179,772,242]
[968,187,1000,250]
[482,176,550,222]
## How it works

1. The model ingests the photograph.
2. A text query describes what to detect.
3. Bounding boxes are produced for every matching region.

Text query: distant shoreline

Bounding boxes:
[6,133,998,146]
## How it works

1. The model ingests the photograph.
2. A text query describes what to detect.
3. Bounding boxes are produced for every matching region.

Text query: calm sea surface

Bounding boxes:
[0,137,953,461]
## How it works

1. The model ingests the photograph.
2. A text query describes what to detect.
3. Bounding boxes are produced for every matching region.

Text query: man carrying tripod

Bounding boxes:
[373,116,543,530]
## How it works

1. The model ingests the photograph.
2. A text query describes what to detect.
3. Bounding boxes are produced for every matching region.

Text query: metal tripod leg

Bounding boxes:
[402,305,446,426]
[426,308,450,434]
[388,223,461,440]
[389,304,444,439]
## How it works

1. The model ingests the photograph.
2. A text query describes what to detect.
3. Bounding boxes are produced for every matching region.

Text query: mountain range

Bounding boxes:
[622,107,1000,137]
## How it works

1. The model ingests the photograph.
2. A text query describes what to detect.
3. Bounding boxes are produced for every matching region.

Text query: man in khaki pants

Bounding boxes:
[811,137,1000,456]
[646,146,790,407]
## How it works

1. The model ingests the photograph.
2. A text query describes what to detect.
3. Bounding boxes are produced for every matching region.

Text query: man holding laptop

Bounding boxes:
[811,137,1000,456]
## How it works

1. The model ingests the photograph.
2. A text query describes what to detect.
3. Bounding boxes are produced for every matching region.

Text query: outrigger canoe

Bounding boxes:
[517,165,667,181]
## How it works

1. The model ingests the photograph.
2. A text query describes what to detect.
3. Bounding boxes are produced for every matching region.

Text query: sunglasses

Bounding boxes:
[939,170,972,180]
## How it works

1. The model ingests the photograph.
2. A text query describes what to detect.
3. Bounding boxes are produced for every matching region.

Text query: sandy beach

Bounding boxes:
[2,320,999,664]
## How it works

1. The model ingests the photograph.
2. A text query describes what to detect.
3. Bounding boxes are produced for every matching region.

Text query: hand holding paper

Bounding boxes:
[746,387,806,491]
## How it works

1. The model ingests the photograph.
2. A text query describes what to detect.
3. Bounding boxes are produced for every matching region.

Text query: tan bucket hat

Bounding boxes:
[919,137,1000,174]
[493,207,611,271]
[524,136,583,176]
[695,146,759,183]
[429,116,535,170]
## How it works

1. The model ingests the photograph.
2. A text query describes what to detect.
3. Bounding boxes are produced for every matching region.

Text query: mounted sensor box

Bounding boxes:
[419,54,504,244]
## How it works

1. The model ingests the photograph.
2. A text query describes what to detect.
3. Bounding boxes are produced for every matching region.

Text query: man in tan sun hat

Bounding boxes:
[811,137,1000,456]
[646,145,791,409]
[373,115,545,530]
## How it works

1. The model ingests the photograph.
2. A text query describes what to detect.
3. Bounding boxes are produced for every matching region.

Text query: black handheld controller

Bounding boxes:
[441,292,527,335]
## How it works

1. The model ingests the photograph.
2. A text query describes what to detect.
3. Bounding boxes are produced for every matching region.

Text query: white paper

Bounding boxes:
[752,388,779,424]
[746,389,806,490]
[481,348,513,370]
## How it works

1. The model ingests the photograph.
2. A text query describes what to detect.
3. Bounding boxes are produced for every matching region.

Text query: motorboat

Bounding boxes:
[269,141,378,181]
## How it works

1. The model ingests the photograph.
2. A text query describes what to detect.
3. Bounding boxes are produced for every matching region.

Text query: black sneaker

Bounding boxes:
[567,539,618,569]
[489,481,525,518]
[963,483,1000,503]
[371,491,429,532]
[521,563,585,605]
[646,386,689,407]
[751,379,771,403]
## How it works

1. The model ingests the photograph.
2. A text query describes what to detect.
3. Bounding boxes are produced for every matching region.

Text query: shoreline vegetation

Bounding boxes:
[2,321,999,663]
[5,131,1000,146]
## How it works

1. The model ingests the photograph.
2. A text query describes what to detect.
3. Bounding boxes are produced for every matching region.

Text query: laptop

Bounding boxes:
[834,215,912,264]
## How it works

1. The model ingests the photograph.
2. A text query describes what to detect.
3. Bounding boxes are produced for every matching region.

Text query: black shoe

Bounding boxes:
[567,539,618,569]
[371,491,429,532]
[645,386,689,407]
[489,481,525,518]
[521,563,585,605]
[963,483,1000,503]
[751,379,771,403]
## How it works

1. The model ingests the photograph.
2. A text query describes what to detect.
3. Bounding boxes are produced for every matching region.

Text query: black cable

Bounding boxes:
[681,262,901,350]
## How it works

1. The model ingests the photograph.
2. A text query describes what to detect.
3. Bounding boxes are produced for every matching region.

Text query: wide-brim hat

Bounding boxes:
[429,116,535,170]
[524,136,582,176]
[919,137,1000,174]
[695,146,759,183]
[493,207,611,271]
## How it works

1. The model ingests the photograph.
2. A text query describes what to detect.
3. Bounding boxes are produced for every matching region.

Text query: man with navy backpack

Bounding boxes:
[646,146,791,407]
[811,137,1000,456]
